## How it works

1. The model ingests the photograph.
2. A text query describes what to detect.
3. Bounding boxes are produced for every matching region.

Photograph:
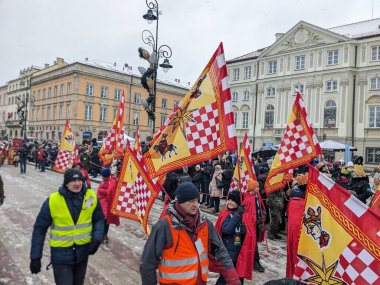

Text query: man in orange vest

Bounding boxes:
[140,182,240,285]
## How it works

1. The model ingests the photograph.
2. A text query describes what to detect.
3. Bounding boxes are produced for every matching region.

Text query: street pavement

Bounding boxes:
[0,164,286,285]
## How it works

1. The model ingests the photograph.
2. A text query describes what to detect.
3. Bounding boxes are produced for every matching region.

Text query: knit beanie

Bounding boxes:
[100,167,111,177]
[176,182,200,204]
[64,168,84,186]
[227,190,241,206]
[247,178,259,191]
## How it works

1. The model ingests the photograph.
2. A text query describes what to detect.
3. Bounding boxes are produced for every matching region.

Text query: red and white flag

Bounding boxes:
[53,120,76,173]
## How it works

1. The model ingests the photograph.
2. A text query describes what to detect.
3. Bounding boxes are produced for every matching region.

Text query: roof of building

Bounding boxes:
[227,48,266,64]
[78,59,191,90]
[329,17,380,39]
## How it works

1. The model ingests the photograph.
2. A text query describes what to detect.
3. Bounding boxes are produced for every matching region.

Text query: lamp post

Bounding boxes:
[18,75,34,139]
[139,0,173,134]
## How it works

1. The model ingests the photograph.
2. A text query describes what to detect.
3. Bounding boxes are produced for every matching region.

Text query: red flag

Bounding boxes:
[264,92,321,194]
[53,120,76,173]
[144,43,237,178]
[98,91,125,165]
[294,166,380,284]
[110,143,161,235]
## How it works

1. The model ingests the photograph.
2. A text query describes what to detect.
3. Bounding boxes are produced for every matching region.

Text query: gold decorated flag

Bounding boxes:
[53,120,76,173]
[264,92,321,194]
[98,91,125,166]
[294,166,380,284]
[111,143,161,235]
[229,133,257,193]
[144,43,237,178]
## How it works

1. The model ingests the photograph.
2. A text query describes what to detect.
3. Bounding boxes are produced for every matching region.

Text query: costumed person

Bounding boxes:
[30,168,105,284]
[96,167,120,243]
[266,186,285,240]
[214,190,254,284]
[72,158,92,189]
[286,173,308,278]
[140,182,241,285]
[7,145,14,165]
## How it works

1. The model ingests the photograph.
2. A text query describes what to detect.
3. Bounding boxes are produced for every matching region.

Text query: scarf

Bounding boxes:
[174,201,199,234]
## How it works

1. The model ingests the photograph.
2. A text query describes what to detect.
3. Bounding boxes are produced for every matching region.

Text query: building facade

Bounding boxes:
[29,59,188,144]
[0,85,8,139]
[227,19,380,166]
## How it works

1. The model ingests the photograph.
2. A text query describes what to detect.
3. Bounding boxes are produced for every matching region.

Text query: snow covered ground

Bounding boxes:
[0,164,286,285]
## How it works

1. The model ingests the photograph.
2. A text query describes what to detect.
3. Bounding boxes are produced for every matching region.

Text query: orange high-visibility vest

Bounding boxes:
[158,215,209,284]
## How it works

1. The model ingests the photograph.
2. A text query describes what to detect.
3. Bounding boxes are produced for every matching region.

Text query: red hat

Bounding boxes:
[72,158,82,167]
[247,178,259,191]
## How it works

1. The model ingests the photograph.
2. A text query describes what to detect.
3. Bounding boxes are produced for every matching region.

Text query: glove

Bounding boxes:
[88,241,101,255]
[30,259,41,274]
[237,204,246,216]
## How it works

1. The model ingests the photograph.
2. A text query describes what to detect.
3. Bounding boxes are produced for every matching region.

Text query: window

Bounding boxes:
[268,60,277,74]
[244,66,251,79]
[59,105,63,119]
[174,101,179,109]
[242,112,249,129]
[100,86,108,98]
[36,108,40,121]
[37,90,41,101]
[264,105,274,128]
[295,55,305,70]
[266,87,276,97]
[67,82,72,94]
[327,50,339,65]
[60,84,65,96]
[369,106,380,128]
[366,147,380,164]
[161,115,167,126]
[47,107,50,120]
[100,106,107,122]
[41,108,45,120]
[132,112,139,125]
[53,106,57,120]
[243,90,250,101]
[66,104,70,119]
[294,83,304,95]
[233,68,240,81]
[162,98,167,108]
[323,100,336,128]
[48,87,52,98]
[234,112,237,128]
[86,83,94,96]
[114,89,121,100]
[134,93,141,104]
[370,78,380,90]
[232,92,238,102]
[43,88,46,99]
[371,46,380,61]
[326,80,338,92]
[113,107,117,118]
[54,85,58,97]
[85,105,93,120]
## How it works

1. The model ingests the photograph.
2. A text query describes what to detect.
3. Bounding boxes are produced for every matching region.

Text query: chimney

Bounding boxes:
[44,63,50,68]
[114,62,117,67]
[85,57,88,62]
[56,57,64,64]
[275,33,284,41]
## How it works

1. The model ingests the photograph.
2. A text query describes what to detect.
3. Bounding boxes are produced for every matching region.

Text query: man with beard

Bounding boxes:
[140,182,240,285]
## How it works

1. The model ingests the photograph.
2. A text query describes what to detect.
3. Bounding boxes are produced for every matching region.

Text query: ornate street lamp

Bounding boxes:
[138,0,173,133]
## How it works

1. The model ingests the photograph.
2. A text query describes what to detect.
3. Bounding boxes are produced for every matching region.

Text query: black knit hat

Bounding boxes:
[227,190,241,206]
[176,182,200,204]
[64,168,84,186]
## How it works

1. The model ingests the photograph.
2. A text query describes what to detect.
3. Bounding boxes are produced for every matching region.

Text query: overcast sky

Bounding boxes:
[1,0,379,86]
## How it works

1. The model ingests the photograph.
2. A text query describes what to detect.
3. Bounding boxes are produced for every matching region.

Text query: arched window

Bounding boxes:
[324,100,336,128]
[264,104,274,129]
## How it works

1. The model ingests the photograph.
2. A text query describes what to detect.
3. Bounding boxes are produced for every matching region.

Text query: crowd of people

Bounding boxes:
[1,135,379,284]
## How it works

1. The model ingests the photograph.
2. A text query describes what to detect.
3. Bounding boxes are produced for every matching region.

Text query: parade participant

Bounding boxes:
[13,151,20,167]
[30,168,105,285]
[140,182,241,285]
[209,164,224,213]
[19,142,28,174]
[214,190,255,284]
[347,168,372,204]
[38,145,47,172]
[286,173,307,278]
[315,162,331,178]
[7,145,14,165]
[266,187,285,240]
[72,158,92,189]
[96,167,120,243]
[200,160,213,206]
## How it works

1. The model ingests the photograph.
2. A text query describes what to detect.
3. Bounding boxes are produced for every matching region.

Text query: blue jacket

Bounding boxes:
[220,209,244,263]
[30,184,105,264]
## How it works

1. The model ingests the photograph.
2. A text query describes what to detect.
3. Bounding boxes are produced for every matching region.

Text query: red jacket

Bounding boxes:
[96,176,120,226]
[215,192,257,280]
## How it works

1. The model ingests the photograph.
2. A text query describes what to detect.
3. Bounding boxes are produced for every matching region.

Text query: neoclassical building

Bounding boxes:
[227,18,380,165]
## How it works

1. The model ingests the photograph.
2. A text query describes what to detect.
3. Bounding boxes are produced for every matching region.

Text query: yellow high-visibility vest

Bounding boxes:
[49,189,97,247]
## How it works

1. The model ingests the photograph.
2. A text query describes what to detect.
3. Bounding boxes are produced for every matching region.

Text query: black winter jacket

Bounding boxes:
[347,176,372,204]
[30,185,105,265]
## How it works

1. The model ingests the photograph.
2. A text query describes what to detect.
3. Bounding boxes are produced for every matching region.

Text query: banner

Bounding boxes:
[144,43,237,178]
[111,143,161,234]
[53,120,76,173]
[98,91,125,166]
[229,133,257,193]
[294,166,380,284]
[264,92,321,194]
